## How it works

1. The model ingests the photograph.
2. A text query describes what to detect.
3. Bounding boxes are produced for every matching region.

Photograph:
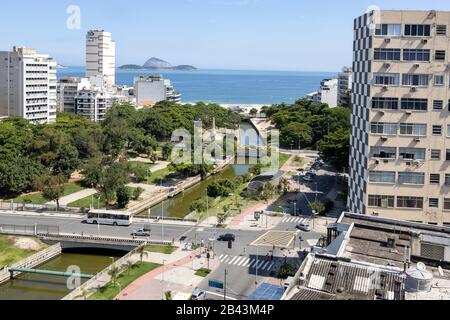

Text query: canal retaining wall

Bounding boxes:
[0,243,62,285]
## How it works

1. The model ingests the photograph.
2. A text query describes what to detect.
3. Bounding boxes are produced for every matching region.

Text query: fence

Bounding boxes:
[0,224,59,236]
[0,200,87,214]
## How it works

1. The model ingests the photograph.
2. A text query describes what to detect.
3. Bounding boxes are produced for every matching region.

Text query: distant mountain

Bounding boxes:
[119,57,197,71]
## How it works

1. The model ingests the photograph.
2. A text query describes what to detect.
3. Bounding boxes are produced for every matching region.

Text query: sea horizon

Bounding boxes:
[58,67,337,105]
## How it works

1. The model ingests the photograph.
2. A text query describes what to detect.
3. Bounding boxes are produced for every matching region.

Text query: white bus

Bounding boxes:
[86,210,133,226]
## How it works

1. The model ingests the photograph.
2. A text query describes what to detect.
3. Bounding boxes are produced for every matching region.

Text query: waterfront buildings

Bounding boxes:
[337,67,352,107]
[57,77,91,113]
[86,30,116,88]
[74,88,113,122]
[306,79,338,107]
[0,46,57,124]
[134,75,182,107]
[348,10,450,225]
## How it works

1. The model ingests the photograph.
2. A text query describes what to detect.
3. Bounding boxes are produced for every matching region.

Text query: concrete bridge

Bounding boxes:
[38,233,172,252]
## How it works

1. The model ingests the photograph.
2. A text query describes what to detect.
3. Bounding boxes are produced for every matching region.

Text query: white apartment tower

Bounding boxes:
[348,10,450,225]
[57,77,91,113]
[86,30,116,88]
[0,47,57,124]
[134,75,182,107]
[338,67,353,107]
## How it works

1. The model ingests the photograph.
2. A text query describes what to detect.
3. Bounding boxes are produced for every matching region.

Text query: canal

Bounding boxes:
[0,250,122,300]
[144,122,264,218]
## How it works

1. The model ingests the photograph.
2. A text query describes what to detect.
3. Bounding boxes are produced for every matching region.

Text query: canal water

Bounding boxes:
[144,122,264,218]
[0,251,121,300]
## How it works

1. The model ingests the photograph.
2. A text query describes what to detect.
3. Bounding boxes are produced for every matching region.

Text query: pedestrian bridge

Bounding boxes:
[38,234,171,252]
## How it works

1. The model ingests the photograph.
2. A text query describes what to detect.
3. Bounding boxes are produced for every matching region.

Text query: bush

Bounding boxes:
[133,164,148,183]
[116,186,130,208]
[132,187,144,200]
[278,263,296,279]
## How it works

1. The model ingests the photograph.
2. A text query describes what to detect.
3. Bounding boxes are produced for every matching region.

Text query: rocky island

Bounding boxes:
[119,57,197,71]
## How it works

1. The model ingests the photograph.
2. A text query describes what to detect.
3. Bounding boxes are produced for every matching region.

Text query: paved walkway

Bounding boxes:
[47,188,97,206]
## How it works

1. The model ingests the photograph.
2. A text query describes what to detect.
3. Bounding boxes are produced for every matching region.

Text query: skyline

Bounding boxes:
[1,1,449,72]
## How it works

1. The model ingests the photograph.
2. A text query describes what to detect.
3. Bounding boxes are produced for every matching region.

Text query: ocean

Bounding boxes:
[57,67,336,105]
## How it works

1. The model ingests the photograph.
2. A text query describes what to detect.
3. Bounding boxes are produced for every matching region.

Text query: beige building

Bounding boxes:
[348,10,450,225]
[0,46,57,124]
[86,30,116,88]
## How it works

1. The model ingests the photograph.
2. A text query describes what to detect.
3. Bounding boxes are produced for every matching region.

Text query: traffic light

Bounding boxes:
[228,240,232,249]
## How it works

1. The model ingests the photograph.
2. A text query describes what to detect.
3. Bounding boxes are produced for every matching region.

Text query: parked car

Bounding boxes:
[131,228,150,237]
[217,233,236,242]
[307,169,317,176]
[302,175,313,182]
[191,289,206,301]
[296,223,311,232]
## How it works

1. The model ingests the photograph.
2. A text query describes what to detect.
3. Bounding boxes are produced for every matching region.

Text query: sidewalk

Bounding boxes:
[46,188,97,206]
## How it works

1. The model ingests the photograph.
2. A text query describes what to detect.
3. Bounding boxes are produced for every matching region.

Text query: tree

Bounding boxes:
[250,164,264,176]
[99,161,130,206]
[0,157,44,197]
[279,178,290,194]
[280,122,313,149]
[261,183,276,203]
[161,143,173,161]
[165,291,173,301]
[108,265,120,287]
[132,163,148,183]
[42,175,67,210]
[148,151,158,164]
[249,108,258,117]
[81,156,103,187]
[190,198,208,214]
[125,261,135,275]
[319,128,350,171]
[136,246,148,264]
[309,201,326,215]
[116,186,130,209]
[216,212,228,226]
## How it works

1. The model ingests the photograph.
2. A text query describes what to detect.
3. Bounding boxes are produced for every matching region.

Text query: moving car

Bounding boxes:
[131,228,151,237]
[302,175,313,182]
[307,169,317,176]
[191,289,206,301]
[217,233,236,242]
[296,223,311,232]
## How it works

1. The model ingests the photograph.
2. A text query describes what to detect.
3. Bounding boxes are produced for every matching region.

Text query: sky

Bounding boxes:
[0,0,449,72]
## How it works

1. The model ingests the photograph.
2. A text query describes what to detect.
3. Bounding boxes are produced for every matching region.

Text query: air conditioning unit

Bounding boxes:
[406,162,412,166]
[405,111,412,115]
[375,160,380,165]
[413,160,423,166]
[385,38,391,43]
[382,86,389,91]
[422,39,428,44]
[378,110,385,115]
[383,159,389,164]
[414,137,421,142]
[411,87,417,92]
[413,63,420,68]
[384,63,391,68]
[381,136,388,141]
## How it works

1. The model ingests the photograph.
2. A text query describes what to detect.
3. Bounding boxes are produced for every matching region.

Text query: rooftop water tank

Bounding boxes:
[405,263,434,293]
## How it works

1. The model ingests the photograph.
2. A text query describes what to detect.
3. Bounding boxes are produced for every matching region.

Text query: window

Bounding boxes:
[448,125,450,138]
[431,150,441,160]
[372,97,399,110]
[402,74,430,87]
[369,171,396,184]
[432,125,442,135]
[368,195,395,208]
[403,49,430,61]
[399,123,427,136]
[437,25,447,36]
[430,174,440,185]
[435,50,446,61]
[401,98,428,111]
[374,48,401,61]
[373,73,400,86]
[399,147,425,160]
[375,24,401,36]
[429,198,439,208]
[433,100,444,110]
[370,146,396,159]
[404,24,431,37]
[397,196,423,209]
[446,149,450,161]
[434,75,445,86]
[445,174,450,186]
[398,172,425,185]
[371,122,397,135]
[445,199,450,211]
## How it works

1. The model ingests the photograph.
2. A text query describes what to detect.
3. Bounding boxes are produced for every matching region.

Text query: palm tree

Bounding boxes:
[125,261,135,275]
[108,266,120,288]
[137,246,148,264]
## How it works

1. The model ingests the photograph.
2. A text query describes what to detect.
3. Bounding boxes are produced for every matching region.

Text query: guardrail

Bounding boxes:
[61,243,146,300]
[0,200,87,214]
[38,233,172,246]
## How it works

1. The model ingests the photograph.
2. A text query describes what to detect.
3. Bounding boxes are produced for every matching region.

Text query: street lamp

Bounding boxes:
[161,259,166,300]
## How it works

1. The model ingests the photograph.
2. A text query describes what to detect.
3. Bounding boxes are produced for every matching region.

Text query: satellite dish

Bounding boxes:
[417,262,427,271]
[438,266,444,277]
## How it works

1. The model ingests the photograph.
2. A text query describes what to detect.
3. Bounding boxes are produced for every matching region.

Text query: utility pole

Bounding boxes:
[224,269,228,301]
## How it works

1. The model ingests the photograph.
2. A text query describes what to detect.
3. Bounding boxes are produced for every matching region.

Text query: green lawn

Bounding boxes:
[89,262,161,300]
[0,235,48,267]
[291,156,305,167]
[67,187,137,209]
[195,268,211,277]
[13,182,85,205]
[144,245,178,255]
[128,161,155,171]
[278,153,291,168]
[148,167,172,185]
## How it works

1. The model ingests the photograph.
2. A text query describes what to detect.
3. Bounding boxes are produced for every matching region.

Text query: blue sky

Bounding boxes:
[1,0,449,71]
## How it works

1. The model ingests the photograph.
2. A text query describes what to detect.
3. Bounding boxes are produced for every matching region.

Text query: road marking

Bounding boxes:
[219,254,224,260]
[221,255,229,263]
[204,290,237,301]
[261,261,270,270]
[267,262,274,271]
[233,256,243,265]
[249,259,258,268]
[256,260,265,269]
[228,256,238,264]
[238,257,248,266]
[196,228,204,232]
[242,258,251,267]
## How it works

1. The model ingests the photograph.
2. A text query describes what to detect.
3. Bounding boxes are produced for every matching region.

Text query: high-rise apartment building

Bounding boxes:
[0,46,57,124]
[348,10,450,225]
[338,66,353,107]
[86,30,116,88]
[74,88,113,122]
[134,75,182,107]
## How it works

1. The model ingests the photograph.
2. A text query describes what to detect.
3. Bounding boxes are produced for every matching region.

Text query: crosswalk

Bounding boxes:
[218,254,275,271]
[281,216,311,224]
